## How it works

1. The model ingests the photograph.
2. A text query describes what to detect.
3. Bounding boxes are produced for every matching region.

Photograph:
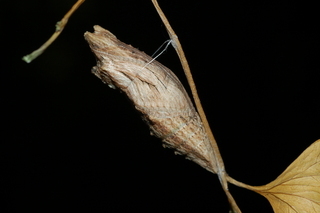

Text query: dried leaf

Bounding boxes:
[253,139,320,212]
[84,25,218,173]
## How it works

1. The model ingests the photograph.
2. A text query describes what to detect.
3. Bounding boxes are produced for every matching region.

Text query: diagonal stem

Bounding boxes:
[151,1,241,212]
[22,0,85,63]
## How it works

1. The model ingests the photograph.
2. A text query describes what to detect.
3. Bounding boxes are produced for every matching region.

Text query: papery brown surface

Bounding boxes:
[252,139,320,213]
[84,25,217,173]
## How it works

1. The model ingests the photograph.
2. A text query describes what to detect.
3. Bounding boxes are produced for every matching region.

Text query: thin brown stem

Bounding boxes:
[150,0,224,176]
[226,174,264,192]
[151,1,241,212]
[22,0,85,63]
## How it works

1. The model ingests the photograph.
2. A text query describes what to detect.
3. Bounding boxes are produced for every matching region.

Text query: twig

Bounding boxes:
[22,0,85,63]
[151,1,241,212]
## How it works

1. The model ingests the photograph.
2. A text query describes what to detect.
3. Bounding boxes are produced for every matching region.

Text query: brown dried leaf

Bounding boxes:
[253,139,320,212]
[84,25,218,173]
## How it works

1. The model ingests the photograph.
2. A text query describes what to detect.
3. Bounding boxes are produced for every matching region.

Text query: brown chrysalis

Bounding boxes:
[84,25,217,173]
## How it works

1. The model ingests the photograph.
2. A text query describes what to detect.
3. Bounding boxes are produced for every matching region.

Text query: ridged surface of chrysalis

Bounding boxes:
[84,25,217,173]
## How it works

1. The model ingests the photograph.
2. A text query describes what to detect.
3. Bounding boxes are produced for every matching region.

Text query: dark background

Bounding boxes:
[2,1,320,212]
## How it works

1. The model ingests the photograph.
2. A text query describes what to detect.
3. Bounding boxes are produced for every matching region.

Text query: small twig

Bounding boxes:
[151,1,241,212]
[22,0,85,63]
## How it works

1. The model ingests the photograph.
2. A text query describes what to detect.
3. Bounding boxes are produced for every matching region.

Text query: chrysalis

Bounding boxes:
[84,25,217,173]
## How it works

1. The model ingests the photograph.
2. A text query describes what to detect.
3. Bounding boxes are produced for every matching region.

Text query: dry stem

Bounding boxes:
[22,0,85,63]
[151,1,242,212]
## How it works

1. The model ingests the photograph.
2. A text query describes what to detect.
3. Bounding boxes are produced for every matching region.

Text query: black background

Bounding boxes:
[2,1,320,212]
